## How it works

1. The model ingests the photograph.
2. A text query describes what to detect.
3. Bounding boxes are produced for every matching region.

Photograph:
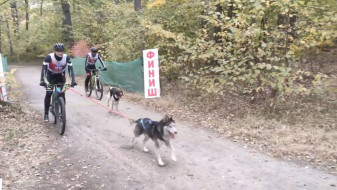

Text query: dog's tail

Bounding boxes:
[129,118,142,127]
[106,87,111,98]
[129,119,137,126]
[107,86,111,93]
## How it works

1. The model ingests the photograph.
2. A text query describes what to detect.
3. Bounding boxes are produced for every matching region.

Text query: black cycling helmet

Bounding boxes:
[91,47,98,53]
[54,43,65,52]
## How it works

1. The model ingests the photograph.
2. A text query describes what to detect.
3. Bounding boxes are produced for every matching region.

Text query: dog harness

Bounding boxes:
[140,118,152,130]
[140,119,166,142]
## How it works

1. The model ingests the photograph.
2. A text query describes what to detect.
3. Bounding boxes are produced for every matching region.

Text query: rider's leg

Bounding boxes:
[85,72,91,89]
[44,72,54,121]
[85,70,91,91]
[85,65,96,91]
[44,89,53,115]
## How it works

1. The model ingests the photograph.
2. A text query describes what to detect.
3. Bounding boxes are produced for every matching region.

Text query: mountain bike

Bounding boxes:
[49,83,71,135]
[85,68,104,100]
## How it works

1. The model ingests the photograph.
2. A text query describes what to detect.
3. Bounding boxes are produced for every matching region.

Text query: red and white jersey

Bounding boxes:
[44,53,69,74]
[86,53,99,66]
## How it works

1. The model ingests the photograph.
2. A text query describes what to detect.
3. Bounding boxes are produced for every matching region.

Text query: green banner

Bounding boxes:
[72,57,144,93]
[1,56,8,72]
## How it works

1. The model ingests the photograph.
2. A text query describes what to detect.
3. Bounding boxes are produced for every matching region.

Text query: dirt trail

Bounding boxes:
[12,66,337,189]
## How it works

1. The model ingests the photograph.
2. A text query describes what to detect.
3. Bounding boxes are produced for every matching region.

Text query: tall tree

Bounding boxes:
[60,0,74,47]
[25,0,29,31]
[134,0,141,11]
[214,1,222,44]
[10,1,19,34]
[0,15,2,53]
[5,18,14,56]
[40,0,43,16]
[72,0,76,14]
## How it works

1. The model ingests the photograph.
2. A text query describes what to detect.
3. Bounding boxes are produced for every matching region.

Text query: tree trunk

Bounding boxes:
[25,0,29,31]
[277,14,285,26]
[201,8,207,29]
[61,0,74,47]
[214,2,222,44]
[10,1,19,34]
[0,15,2,53]
[227,0,235,19]
[289,13,297,41]
[73,0,76,14]
[226,1,236,56]
[134,0,141,11]
[5,19,14,56]
[40,0,43,16]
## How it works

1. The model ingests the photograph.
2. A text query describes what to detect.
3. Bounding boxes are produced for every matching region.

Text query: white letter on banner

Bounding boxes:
[143,49,160,98]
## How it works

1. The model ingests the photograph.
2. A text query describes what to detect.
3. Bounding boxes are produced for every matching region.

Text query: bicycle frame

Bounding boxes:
[50,84,69,103]
[89,69,100,89]
[85,68,104,100]
[49,84,65,114]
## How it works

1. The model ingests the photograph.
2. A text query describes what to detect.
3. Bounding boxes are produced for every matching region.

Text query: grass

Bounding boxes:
[123,73,337,175]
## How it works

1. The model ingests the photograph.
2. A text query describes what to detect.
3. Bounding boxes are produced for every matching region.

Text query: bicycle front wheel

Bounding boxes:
[51,94,57,125]
[95,79,103,100]
[55,97,66,135]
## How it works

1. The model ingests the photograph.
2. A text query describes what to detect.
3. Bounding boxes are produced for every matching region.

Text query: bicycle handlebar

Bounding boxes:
[47,84,73,94]
[88,67,106,72]
[88,69,104,72]
[47,83,71,87]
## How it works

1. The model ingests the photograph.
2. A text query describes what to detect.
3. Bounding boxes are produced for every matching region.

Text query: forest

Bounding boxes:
[0,0,336,107]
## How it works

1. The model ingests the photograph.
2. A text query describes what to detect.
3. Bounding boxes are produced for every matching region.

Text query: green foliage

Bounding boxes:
[4,69,21,99]
[71,1,146,61]
[138,0,336,105]
[0,0,336,106]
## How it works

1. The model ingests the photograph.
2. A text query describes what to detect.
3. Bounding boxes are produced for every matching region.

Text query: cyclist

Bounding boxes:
[40,43,77,122]
[84,47,107,92]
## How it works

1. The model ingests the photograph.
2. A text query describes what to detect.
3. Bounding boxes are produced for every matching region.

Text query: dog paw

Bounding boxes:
[171,155,177,162]
[143,147,149,152]
[158,161,165,167]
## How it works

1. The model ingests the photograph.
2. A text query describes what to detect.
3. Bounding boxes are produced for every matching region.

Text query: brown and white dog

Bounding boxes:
[107,87,123,111]
[130,115,178,166]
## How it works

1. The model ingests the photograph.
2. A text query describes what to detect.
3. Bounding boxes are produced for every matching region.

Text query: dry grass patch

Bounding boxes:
[123,81,337,175]
[0,102,58,189]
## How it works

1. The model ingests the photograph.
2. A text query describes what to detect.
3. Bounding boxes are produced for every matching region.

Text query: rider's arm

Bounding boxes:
[84,54,89,69]
[67,56,75,83]
[98,55,107,69]
[40,55,51,82]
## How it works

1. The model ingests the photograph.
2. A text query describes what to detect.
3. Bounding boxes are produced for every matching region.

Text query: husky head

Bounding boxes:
[113,90,123,99]
[163,115,177,139]
[107,87,123,100]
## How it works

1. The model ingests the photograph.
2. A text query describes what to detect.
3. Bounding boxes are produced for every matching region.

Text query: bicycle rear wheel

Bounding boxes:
[55,97,66,135]
[95,79,103,100]
[85,78,92,97]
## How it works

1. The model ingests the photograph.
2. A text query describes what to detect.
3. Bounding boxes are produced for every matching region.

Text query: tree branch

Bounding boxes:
[0,0,10,6]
